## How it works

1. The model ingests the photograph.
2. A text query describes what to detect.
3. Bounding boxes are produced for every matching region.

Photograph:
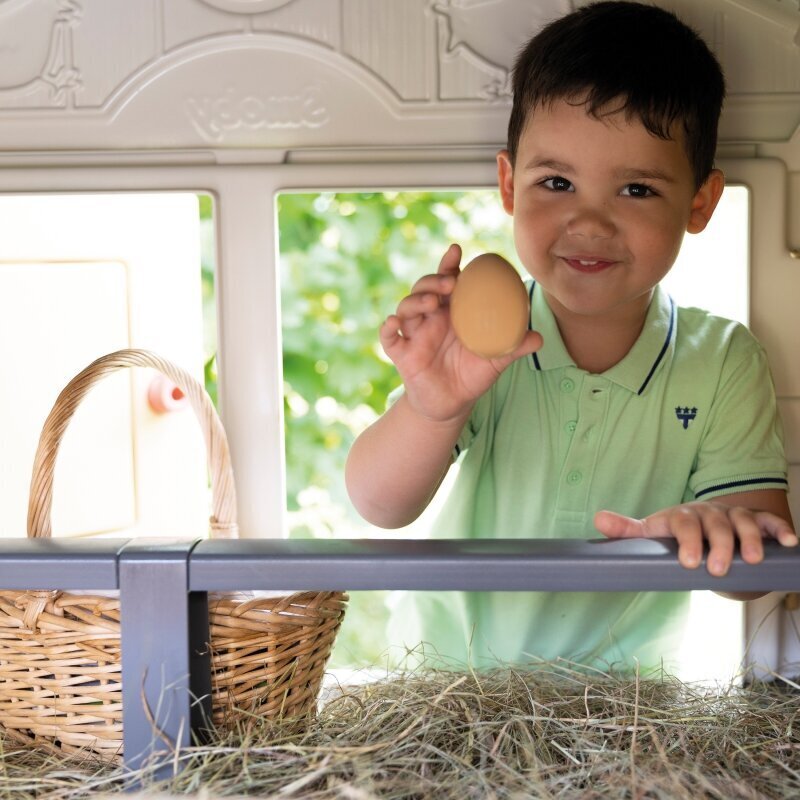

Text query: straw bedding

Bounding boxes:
[0,662,798,799]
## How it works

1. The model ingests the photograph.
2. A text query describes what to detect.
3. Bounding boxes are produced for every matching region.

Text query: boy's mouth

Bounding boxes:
[561,256,617,274]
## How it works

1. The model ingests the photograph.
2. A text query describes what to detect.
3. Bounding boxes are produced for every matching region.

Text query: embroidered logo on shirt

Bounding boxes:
[675,406,698,429]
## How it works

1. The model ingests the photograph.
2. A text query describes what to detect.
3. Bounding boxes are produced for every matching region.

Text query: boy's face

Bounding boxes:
[497,99,723,325]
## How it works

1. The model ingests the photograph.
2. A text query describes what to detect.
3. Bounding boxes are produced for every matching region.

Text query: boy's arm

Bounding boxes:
[346,244,542,529]
[594,489,797,598]
[345,393,467,528]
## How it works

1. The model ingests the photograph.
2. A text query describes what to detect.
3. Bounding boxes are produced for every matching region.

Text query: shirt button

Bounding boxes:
[567,470,582,485]
[565,420,577,434]
[560,378,575,393]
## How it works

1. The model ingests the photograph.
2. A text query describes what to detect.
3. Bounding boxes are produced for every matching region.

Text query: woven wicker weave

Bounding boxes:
[0,349,347,762]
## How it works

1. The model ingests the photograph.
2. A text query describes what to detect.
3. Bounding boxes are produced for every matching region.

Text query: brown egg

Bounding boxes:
[450,253,530,359]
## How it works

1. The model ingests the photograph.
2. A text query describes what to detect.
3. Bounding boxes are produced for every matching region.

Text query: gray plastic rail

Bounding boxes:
[1,536,798,777]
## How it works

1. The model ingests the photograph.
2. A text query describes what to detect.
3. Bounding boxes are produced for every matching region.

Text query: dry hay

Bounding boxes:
[1,662,799,799]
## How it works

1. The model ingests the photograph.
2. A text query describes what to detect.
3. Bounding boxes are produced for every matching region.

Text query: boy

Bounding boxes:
[345,1,796,669]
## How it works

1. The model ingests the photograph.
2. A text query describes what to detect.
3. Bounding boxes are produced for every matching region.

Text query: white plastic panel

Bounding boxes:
[717,158,799,677]
[780,399,800,464]
[0,0,795,158]
[722,159,800,396]
[0,193,209,540]
[0,261,134,538]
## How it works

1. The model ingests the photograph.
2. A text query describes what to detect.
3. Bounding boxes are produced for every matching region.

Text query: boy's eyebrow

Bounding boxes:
[616,167,676,184]
[522,157,574,173]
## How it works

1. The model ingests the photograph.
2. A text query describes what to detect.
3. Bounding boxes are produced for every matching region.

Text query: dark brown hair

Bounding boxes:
[507,1,725,188]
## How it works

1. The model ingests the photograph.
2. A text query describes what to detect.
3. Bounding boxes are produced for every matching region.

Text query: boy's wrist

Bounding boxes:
[398,392,473,435]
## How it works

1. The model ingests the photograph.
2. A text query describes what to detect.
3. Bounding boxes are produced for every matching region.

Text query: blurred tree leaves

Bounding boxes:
[278,190,514,543]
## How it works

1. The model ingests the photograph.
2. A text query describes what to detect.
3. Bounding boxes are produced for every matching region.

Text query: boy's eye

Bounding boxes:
[540,176,574,192]
[621,183,656,198]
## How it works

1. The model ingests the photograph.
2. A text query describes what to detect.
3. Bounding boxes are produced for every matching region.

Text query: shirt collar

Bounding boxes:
[527,282,676,395]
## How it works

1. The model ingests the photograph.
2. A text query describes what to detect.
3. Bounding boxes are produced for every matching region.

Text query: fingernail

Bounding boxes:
[710,559,727,576]
[743,548,763,563]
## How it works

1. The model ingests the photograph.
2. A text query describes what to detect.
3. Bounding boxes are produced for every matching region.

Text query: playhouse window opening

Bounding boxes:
[198,193,219,404]
[276,186,749,676]
[277,187,749,540]
[0,190,216,541]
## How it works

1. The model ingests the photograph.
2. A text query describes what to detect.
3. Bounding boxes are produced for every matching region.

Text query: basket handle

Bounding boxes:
[27,349,238,540]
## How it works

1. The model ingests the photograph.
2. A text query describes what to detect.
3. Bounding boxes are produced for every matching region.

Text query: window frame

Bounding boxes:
[3,156,799,676]
[0,157,789,540]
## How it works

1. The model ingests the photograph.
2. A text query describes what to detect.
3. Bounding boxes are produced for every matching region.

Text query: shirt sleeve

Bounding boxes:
[689,328,788,501]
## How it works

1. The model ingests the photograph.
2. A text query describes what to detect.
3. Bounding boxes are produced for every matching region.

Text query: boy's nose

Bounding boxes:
[565,207,616,240]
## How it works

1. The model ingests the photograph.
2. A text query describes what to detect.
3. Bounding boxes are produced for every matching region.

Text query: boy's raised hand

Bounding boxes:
[594,498,798,577]
[381,243,543,423]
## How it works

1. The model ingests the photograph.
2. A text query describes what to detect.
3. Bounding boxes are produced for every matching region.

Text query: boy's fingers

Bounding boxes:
[410,273,456,297]
[777,528,800,547]
[396,291,441,321]
[487,331,544,371]
[510,330,544,360]
[393,291,445,340]
[596,509,704,569]
[703,514,735,576]
[437,243,462,276]
[593,510,647,538]
[728,508,764,564]
[380,314,406,354]
[753,511,799,547]
[695,505,733,573]
[597,505,798,576]
[664,508,704,568]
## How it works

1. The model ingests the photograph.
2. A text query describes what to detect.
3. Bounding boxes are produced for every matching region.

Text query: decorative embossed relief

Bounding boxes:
[0,0,796,151]
[185,82,328,142]
[432,0,572,100]
[341,0,431,101]
[664,0,800,92]
[0,0,81,107]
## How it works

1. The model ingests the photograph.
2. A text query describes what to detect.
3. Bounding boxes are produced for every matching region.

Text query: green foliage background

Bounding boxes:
[204,189,515,667]
[279,191,515,534]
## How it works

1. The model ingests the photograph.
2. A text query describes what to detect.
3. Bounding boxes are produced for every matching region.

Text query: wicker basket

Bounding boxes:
[0,349,347,762]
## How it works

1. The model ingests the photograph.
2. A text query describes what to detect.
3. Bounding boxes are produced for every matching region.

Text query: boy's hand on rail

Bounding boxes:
[380,243,542,424]
[594,501,798,577]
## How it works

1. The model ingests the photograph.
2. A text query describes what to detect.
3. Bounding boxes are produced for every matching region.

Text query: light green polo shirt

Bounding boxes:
[387,283,788,672]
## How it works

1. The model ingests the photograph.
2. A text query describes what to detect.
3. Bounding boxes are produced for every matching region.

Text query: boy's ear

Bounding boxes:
[497,149,515,215]
[686,169,725,234]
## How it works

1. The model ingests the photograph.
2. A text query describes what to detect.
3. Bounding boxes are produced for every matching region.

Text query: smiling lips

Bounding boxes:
[561,256,617,273]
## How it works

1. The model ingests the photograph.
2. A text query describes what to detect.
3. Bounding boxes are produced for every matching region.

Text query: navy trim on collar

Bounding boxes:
[528,282,542,371]
[637,295,675,396]
[526,282,676,392]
